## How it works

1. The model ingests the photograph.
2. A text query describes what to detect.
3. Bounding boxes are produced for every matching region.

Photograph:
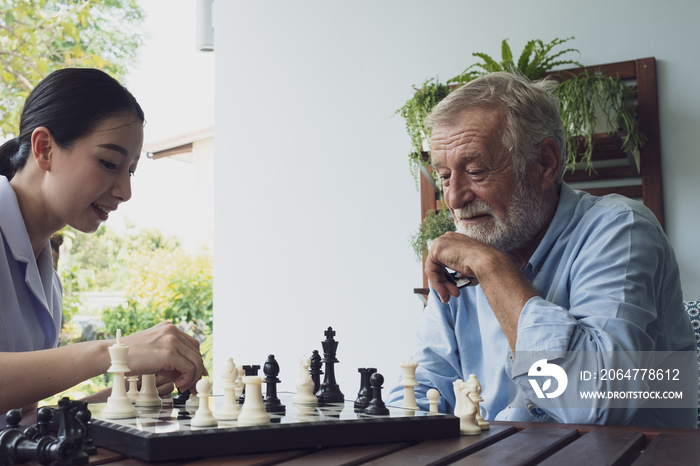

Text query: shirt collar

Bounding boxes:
[0,176,54,312]
[0,176,34,265]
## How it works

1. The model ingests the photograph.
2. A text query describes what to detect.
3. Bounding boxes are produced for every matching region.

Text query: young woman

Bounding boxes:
[0,68,205,414]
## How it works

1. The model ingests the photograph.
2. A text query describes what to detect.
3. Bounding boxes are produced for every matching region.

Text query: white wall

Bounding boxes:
[212,0,700,394]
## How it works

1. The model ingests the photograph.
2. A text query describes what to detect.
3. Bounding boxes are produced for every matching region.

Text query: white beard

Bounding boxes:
[452,179,551,252]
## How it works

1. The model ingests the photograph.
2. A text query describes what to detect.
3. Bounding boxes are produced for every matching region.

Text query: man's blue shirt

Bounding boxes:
[387,183,697,428]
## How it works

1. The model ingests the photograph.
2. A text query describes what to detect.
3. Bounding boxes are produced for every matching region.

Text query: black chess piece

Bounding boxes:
[238,364,261,404]
[0,409,77,466]
[263,355,285,414]
[75,407,97,456]
[364,372,390,416]
[309,350,323,394]
[354,367,377,412]
[172,389,191,405]
[316,327,344,404]
[56,398,89,464]
[35,406,53,438]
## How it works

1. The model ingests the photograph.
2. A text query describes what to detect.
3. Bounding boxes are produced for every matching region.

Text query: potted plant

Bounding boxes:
[397,37,644,178]
[395,78,452,187]
[409,207,456,263]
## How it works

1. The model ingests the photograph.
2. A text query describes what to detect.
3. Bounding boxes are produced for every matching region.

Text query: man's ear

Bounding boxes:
[537,138,562,190]
[30,127,55,171]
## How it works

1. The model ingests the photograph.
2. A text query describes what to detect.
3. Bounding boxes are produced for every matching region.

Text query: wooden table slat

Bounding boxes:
[631,432,700,466]
[185,449,310,466]
[537,430,645,466]
[451,427,578,466]
[274,442,410,466]
[364,425,518,466]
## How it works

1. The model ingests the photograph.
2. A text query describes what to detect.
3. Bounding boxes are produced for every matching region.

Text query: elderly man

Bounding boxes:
[388,72,697,428]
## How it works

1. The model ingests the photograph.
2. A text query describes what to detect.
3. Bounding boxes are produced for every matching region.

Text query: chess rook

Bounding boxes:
[399,361,419,410]
[238,376,270,426]
[135,374,162,407]
[354,367,376,411]
[238,365,260,405]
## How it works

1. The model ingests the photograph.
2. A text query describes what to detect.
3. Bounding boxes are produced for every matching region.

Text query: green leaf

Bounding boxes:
[500,39,513,69]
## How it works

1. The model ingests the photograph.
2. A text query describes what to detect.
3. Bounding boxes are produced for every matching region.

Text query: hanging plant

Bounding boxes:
[395,78,453,187]
[397,37,644,182]
[555,70,644,171]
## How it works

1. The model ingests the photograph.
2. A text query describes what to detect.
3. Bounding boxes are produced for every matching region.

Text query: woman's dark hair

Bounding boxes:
[0,68,145,180]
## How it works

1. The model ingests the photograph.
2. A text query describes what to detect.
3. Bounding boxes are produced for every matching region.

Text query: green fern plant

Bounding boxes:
[395,78,453,187]
[448,37,582,84]
[397,37,644,176]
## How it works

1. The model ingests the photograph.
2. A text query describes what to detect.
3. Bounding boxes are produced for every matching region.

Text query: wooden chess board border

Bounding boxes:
[87,394,459,462]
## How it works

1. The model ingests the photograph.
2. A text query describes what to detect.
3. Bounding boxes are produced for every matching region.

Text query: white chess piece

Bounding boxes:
[427,388,440,413]
[453,379,480,435]
[101,330,138,419]
[466,374,489,430]
[185,384,200,410]
[135,374,162,407]
[190,378,218,427]
[217,357,241,421]
[127,376,140,404]
[293,355,318,406]
[234,364,245,399]
[399,361,419,410]
[237,376,270,426]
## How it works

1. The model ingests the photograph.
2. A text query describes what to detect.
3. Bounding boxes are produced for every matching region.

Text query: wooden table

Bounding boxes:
[75,420,700,465]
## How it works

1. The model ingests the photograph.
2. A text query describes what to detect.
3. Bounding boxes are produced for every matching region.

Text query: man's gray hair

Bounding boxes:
[426,72,566,182]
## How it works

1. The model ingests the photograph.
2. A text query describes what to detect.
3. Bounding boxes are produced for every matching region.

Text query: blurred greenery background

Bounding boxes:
[0,0,213,405]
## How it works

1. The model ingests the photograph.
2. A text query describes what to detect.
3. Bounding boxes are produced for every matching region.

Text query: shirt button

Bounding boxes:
[507,354,514,361]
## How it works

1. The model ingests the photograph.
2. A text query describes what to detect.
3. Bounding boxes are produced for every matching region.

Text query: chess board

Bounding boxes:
[88,393,459,462]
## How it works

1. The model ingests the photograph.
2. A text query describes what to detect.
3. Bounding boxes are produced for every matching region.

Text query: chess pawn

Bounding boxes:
[190,378,218,427]
[293,355,318,406]
[127,376,140,404]
[217,357,241,420]
[399,360,419,410]
[427,388,440,413]
[453,379,480,435]
[238,376,270,426]
[466,374,489,430]
[364,373,390,416]
[101,330,137,419]
[135,374,162,408]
